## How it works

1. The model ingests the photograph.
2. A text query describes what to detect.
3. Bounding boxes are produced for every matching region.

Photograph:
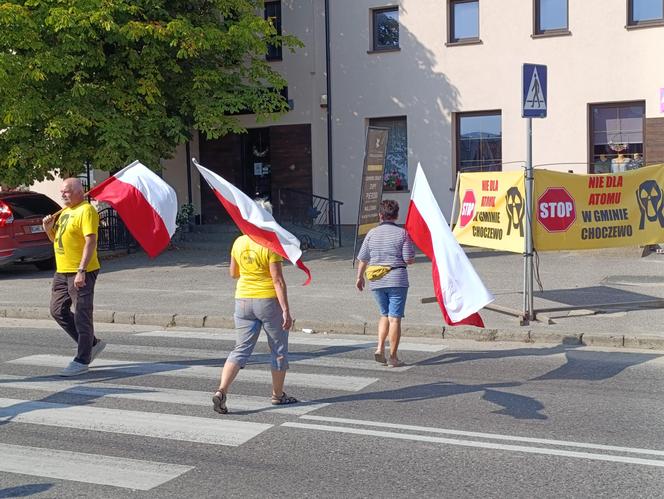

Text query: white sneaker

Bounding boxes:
[90,340,106,363]
[59,360,89,377]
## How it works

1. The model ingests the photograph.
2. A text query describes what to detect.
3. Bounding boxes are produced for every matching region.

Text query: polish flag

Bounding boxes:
[192,158,311,285]
[87,160,178,258]
[405,163,493,327]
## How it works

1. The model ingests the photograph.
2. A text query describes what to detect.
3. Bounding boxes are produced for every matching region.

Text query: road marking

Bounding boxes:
[136,330,445,352]
[0,397,271,446]
[0,375,328,415]
[284,354,412,371]
[299,415,664,458]
[7,355,377,391]
[0,443,192,491]
[105,343,412,372]
[282,422,664,468]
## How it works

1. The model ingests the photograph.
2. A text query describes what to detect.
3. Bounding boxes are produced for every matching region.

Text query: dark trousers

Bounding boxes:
[50,270,98,364]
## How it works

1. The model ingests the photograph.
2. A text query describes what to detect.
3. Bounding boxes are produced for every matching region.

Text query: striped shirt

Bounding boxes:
[357,222,415,289]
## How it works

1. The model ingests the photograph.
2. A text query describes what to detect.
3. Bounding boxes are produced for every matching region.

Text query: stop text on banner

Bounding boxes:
[533,164,664,250]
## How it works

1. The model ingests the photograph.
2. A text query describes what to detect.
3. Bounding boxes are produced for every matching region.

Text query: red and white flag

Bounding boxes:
[88,160,178,258]
[405,163,493,327]
[193,158,311,285]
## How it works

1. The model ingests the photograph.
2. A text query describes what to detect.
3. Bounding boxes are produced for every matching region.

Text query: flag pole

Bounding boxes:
[449,171,461,229]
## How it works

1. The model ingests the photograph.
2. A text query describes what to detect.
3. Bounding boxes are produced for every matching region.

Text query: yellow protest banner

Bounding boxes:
[452,171,525,253]
[533,164,664,250]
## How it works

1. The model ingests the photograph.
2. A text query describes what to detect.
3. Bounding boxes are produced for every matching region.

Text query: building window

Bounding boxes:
[372,7,399,51]
[456,112,502,172]
[449,0,480,43]
[370,117,408,191]
[628,0,664,26]
[589,101,645,173]
[265,1,282,60]
[534,0,568,34]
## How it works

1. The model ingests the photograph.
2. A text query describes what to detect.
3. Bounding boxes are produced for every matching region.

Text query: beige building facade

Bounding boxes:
[322,0,664,223]
[33,0,664,225]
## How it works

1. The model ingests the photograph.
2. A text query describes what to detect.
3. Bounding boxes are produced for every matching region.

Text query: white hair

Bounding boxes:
[255,198,273,214]
[63,177,84,194]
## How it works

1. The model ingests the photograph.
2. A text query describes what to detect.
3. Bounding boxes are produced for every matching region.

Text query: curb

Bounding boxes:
[3,306,664,351]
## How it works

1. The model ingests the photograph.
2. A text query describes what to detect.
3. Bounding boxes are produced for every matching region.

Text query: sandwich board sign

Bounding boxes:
[522,64,547,118]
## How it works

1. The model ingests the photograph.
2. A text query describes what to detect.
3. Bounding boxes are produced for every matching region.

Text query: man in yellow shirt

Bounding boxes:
[42,178,105,376]
[212,200,297,414]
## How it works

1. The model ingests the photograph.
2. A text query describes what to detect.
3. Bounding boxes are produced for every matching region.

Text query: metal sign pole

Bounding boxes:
[525,118,534,320]
[522,63,546,322]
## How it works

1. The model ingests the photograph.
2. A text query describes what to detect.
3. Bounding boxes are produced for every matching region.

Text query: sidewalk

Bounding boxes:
[2,236,664,350]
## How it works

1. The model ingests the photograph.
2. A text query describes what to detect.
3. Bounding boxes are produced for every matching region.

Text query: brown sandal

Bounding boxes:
[271,392,298,405]
[212,390,228,414]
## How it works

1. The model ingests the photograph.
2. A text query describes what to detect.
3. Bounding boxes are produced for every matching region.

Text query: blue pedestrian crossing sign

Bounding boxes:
[522,64,547,118]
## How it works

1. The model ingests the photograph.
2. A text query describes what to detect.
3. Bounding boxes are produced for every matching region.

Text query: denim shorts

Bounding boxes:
[226,298,289,371]
[372,287,408,318]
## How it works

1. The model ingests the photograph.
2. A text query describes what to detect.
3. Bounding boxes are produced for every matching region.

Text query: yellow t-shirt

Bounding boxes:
[53,202,101,273]
[231,235,283,299]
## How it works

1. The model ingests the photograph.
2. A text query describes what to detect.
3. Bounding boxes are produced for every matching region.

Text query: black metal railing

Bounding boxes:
[275,188,343,249]
[97,207,136,253]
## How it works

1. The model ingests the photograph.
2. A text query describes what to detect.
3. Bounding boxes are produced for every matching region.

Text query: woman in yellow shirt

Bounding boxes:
[213,200,297,414]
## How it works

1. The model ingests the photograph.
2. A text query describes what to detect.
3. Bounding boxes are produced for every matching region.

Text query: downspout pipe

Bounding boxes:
[324,0,334,226]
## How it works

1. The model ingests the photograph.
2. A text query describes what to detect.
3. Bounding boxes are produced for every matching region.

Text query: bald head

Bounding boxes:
[60,178,85,207]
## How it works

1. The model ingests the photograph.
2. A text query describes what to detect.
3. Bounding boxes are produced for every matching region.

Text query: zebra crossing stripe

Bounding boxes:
[0,443,192,490]
[0,397,271,446]
[135,330,445,352]
[105,343,413,372]
[282,422,664,469]
[7,355,378,391]
[299,415,664,457]
[0,374,327,415]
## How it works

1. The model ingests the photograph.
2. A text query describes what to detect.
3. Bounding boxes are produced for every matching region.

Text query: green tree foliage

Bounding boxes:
[0,0,301,187]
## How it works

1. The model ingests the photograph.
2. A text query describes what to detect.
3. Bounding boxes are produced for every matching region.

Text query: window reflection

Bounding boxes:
[631,0,664,23]
[370,117,408,191]
[457,112,502,172]
[450,0,479,42]
[537,0,568,32]
[589,102,645,173]
[265,1,282,60]
[373,8,399,50]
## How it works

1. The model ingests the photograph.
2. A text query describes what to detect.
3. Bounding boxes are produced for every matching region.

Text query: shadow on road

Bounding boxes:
[1,341,659,423]
[416,344,660,382]
[0,483,54,498]
[534,285,664,313]
[311,380,548,420]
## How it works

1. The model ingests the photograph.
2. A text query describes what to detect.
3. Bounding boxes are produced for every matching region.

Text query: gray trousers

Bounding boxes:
[227,298,289,371]
[50,271,98,364]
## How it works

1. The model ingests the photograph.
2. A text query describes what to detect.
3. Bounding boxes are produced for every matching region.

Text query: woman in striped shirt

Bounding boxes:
[356,200,415,367]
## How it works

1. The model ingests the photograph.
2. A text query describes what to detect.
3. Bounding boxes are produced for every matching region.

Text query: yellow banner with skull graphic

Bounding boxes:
[452,165,664,252]
[533,164,664,250]
[452,171,526,253]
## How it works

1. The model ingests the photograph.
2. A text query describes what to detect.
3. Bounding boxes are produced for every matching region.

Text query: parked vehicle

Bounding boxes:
[0,191,61,270]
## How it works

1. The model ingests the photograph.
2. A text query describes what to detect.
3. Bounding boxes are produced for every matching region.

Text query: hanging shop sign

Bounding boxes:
[356,127,389,236]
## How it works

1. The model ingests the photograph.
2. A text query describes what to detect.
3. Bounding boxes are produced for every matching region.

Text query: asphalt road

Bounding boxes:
[1,318,664,498]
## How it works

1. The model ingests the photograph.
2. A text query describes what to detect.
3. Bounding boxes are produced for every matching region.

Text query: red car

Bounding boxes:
[0,191,61,270]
